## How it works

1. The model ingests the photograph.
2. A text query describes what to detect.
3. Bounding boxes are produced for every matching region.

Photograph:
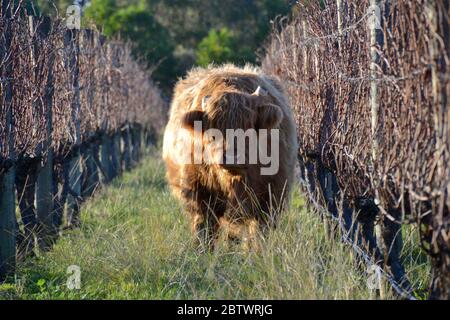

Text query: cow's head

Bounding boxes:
[182,86,284,175]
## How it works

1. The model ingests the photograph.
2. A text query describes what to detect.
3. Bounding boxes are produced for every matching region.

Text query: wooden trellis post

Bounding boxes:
[0,168,15,281]
[427,0,450,300]
[369,0,382,164]
[131,124,142,164]
[80,30,99,198]
[0,0,16,281]
[368,0,386,297]
[14,15,39,257]
[64,29,82,228]
[82,145,99,198]
[112,131,121,177]
[122,124,133,170]
[100,133,113,183]
[107,43,121,178]
[336,0,344,50]
[121,64,132,170]
[97,40,114,184]
[35,17,57,250]
[368,0,410,294]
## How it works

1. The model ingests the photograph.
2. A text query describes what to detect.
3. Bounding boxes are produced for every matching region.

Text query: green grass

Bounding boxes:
[0,152,430,299]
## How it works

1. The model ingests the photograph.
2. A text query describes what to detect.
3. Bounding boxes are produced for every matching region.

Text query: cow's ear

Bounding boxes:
[257,104,284,129]
[182,110,206,130]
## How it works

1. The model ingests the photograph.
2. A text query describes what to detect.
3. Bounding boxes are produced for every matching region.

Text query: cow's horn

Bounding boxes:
[252,86,268,97]
[201,96,210,110]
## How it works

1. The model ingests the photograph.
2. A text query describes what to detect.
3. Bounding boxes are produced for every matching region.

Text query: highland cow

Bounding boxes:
[163,65,297,249]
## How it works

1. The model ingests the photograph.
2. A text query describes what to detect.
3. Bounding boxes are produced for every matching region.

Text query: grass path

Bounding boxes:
[0,153,413,299]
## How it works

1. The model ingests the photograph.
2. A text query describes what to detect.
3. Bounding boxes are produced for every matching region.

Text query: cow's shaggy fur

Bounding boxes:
[163,64,297,249]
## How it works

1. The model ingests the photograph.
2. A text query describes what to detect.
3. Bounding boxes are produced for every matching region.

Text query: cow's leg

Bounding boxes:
[15,170,37,259]
[224,179,265,251]
[190,209,221,251]
[184,187,224,250]
[190,212,207,247]
[242,218,261,252]
[219,217,244,248]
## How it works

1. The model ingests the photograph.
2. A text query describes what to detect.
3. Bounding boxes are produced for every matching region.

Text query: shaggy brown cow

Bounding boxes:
[163,64,297,249]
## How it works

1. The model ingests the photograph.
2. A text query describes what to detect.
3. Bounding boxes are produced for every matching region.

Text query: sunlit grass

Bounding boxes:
[0,153,429,299]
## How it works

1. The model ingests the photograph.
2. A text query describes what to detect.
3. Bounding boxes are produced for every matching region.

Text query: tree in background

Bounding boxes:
[35,0,85,16]
[33,0,291,91]
[196,28,237,67]
[149,0,291,70]
[83,0,176,88]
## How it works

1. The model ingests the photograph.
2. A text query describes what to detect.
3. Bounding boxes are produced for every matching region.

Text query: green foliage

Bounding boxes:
[195,27,255,67]
[30,0,291,90]
[150,0,291,71]
[196,28,236,67]
[83,0,176,88]
[83,0,118,28]
[35,0,75,16]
